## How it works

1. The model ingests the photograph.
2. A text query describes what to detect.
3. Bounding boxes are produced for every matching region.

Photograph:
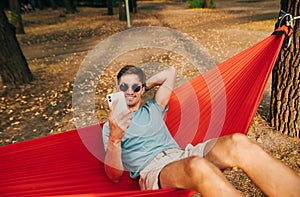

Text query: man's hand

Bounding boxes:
[108,99,132,143]
[146,66,177,110]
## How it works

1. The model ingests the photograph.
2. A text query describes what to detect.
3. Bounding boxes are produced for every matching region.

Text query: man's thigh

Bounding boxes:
[159,140,216,189]
[158,156,200,189]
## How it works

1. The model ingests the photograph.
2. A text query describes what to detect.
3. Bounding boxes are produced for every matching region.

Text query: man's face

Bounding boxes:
[117,74,144,111]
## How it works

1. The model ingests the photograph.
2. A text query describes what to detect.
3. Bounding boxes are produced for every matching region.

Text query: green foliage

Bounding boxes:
[188,0,204,8]
[188,0,215,9]
[209,0,215,8]
[112,0,118,7]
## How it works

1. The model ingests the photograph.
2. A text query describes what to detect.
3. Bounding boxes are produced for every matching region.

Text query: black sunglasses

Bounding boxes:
[119,83,144,92]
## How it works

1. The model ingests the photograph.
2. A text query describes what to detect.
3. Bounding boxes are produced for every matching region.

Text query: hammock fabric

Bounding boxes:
[0,26,289,197]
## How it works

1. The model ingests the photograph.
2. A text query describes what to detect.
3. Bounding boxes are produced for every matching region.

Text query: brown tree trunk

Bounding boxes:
[63,0,77,14]
[204,0,214,8]
[107,0,113,15]
[9,0,25,34]
[118,0,126,21]
[0,10,33,86]
[270,0,299,137]
[50,0,58,10]
[37,0,44,10]
[129,0,137,13]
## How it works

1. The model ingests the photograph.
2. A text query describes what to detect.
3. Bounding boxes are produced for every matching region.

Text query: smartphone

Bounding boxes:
[106,91,128,117]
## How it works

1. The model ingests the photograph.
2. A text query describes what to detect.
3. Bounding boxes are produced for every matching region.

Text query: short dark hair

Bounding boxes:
[117,65,146,85]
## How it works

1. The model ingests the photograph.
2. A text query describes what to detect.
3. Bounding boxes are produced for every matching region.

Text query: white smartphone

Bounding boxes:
[106,91,128,117]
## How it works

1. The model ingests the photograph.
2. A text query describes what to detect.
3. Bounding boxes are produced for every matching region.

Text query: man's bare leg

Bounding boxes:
[204,133,300,197]
[159,156,243,196]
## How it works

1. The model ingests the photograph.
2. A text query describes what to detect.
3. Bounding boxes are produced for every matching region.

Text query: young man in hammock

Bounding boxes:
[103,65,300,197]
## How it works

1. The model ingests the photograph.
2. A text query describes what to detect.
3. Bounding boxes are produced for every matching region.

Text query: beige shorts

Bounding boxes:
[139,140,213,190]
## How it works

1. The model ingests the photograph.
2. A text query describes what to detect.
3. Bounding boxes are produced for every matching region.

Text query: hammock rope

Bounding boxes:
[0,26,290,197]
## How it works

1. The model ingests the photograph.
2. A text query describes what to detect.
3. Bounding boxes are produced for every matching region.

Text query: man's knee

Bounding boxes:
[228,133,264,162]
[204,133,262,169]
[230,133,257,150]
[185,156,213,179]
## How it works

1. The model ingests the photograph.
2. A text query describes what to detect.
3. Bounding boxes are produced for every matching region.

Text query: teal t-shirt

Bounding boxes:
[103,98,180,178]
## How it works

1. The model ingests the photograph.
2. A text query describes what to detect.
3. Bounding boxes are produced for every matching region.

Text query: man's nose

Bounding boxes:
[126,87,134,94]
[127,88,134,94]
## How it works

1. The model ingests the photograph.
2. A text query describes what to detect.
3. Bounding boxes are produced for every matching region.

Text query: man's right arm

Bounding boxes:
[104,140,123,183]
[104,100,132,183]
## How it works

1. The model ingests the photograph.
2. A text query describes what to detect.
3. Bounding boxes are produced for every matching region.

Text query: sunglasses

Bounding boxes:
[119,83,143,92]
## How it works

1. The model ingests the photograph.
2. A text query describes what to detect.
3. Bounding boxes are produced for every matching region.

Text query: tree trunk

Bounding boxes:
[270,0,299,137]
[0,10,33,86]
[204,0,214,8]
[107,0,113,15]
[37,0,44,10]
[50,0,58,10]
[63,0,77,14]
[9,0,25,34]
[129,0,137,13]
[118,0,126,21]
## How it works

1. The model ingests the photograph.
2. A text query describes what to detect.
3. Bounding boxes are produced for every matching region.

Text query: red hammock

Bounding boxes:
[0,27,289,197]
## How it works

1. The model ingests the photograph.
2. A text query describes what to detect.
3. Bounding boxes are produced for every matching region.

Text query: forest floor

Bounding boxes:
[1,0,299,196]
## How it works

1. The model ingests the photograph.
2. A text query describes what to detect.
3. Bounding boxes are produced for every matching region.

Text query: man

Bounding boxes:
[102,65,300,197]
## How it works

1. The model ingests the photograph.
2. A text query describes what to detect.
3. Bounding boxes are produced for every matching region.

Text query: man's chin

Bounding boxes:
[127,101,139,108]
[127,103,136,107]
[126,98,135,104]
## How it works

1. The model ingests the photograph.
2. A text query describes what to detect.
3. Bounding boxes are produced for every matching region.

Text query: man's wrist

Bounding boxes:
[107,139,121,152]
[108,138,121,145]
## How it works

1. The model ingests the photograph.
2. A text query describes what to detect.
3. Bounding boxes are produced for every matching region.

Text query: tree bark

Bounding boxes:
[0,10,33,86]
[270,0,299,137]
[37,0,44,10]
[107,0,113,15]
[50,0,58,10]
[9,0,25,34]
[204,0,214,8]
[63,0,78,14]
[129,0,137,13]
[118,0,126,21]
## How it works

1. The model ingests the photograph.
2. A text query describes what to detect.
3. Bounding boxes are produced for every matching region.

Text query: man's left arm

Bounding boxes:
[146,66,177,110]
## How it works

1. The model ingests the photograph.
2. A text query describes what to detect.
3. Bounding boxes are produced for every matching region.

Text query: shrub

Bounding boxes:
[188,0,215,9]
